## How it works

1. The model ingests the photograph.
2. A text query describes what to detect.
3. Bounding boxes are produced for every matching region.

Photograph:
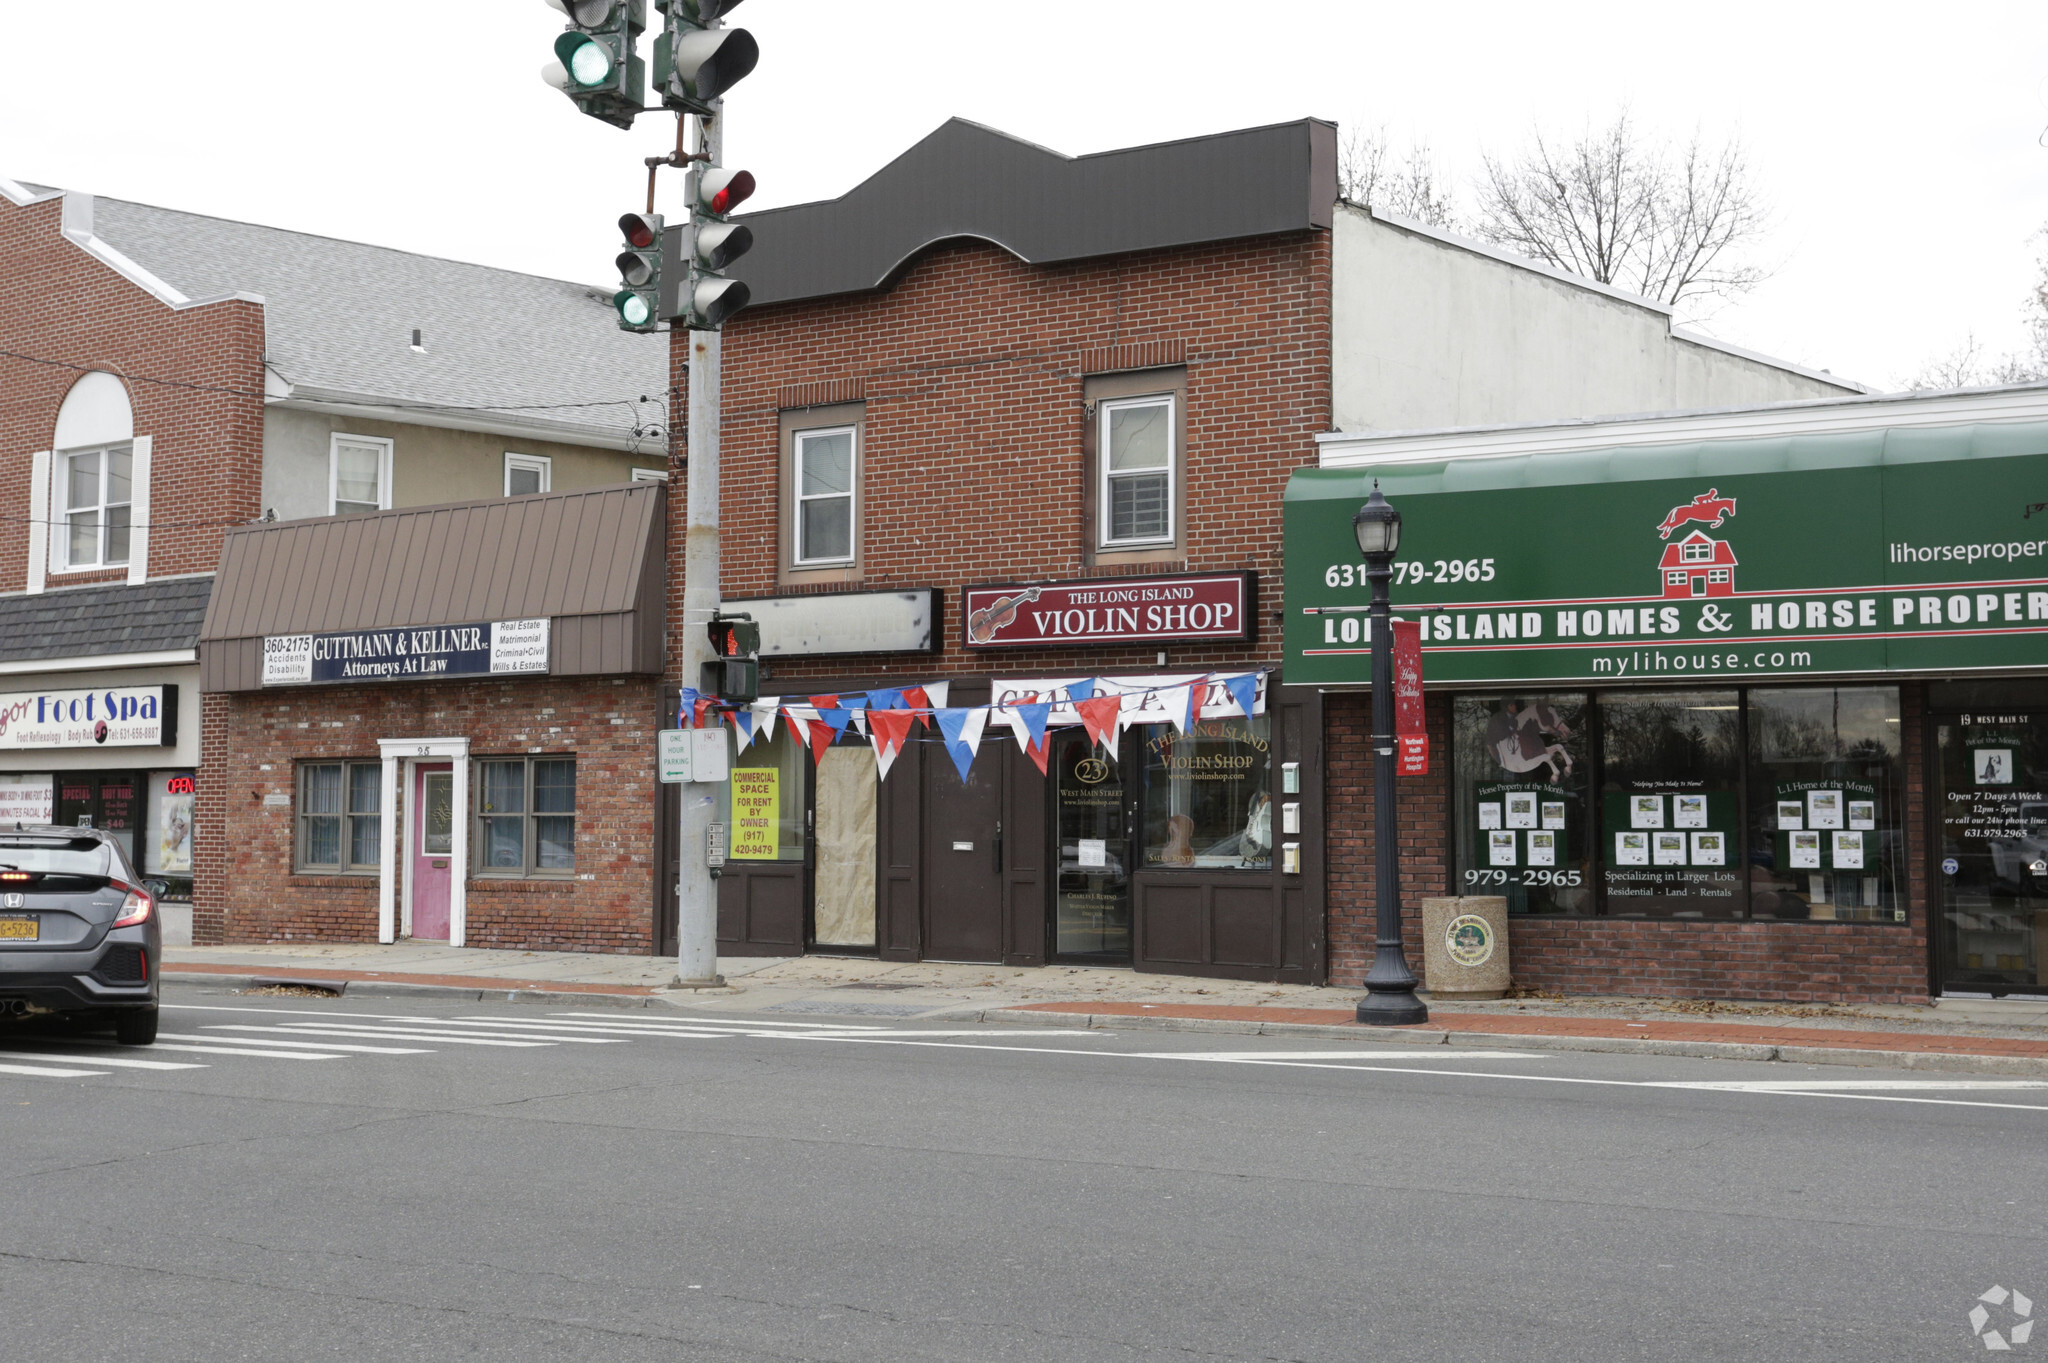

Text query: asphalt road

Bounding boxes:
[3,987,2044,1362]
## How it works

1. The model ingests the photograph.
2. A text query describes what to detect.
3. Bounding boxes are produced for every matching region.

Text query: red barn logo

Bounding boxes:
[1655,490,1738,598]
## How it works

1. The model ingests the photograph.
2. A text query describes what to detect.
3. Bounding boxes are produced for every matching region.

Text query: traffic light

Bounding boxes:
[674,166,754,329]
[614,212,662,332]
[653,0,758,115]
[541,0,647,130]
[703,616,760,703]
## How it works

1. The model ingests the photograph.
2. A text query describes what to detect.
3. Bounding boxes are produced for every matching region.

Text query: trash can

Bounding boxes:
[1420,896,1510,1001]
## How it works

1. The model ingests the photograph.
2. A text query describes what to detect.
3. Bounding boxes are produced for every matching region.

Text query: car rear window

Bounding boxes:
[0,840,116,877]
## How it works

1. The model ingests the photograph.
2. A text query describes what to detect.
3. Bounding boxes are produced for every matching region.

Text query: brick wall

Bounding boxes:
[668,231,1333,688]
[209,676,660,953]
[1324,690,1933,1005]
[0,194,266,590]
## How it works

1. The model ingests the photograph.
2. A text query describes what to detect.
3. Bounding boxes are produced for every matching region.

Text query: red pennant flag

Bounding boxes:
[903,685,932,728]
[1075,695,1122,752]
[869,707,915,756]
[809,694,841,711]
[805,716,835,765]
[1024,730,1052,776]
[692,696,715,729]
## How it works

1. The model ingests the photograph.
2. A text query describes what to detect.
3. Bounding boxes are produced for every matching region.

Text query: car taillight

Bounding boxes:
[111,882,153,928]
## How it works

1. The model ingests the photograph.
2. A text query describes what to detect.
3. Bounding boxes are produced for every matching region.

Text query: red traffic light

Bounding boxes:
[698,167,755,216]
[618,212,659,249]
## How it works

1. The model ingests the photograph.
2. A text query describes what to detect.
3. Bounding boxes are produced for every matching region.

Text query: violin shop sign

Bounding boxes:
[962,573,1254,649]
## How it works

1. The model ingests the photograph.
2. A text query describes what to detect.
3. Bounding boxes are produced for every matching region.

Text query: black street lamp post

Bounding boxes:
[1353,483,1429,1026]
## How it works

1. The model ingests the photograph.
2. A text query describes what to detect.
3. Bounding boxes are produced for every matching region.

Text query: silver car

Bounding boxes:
[0,827,161,1045]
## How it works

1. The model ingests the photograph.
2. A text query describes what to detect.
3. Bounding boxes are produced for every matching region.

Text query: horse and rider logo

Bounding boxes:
[1656,489,1739,599]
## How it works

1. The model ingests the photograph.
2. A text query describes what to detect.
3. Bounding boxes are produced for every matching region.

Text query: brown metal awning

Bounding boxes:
[199,482,665,691]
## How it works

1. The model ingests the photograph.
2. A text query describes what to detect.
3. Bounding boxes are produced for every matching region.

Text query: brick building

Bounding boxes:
[0,175,671,950]
[685,118,1856,980]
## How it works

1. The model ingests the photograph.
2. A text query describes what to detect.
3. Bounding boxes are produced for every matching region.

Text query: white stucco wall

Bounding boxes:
[1330,205,1858,434]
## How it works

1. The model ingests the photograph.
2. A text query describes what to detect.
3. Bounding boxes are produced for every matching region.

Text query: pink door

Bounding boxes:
[412,764,454,940]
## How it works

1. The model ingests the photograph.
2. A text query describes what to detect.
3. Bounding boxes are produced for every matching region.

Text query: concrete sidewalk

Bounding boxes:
[163,942,2048,1073]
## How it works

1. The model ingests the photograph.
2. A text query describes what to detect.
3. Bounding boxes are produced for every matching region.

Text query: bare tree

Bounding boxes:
[1339,124,1458,229]
[1471,113,1768,310]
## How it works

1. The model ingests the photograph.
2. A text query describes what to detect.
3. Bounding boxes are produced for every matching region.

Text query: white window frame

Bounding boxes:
[56,442,134,571]
[630,466,669,483]
[1097,394,1176,549]
[1681,539,1713,563]
[504,451,552,496]
[792,424,858,567]
[329,434,393,515]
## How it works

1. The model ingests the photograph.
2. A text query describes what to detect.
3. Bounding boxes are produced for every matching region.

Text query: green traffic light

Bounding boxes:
[615,291,653,326]
[553,32,615,88]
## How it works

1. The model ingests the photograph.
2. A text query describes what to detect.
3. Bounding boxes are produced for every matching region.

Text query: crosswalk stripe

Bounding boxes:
[0,1061,108,1078]
[265,1022,624,1045]
[140,1042,349,1060]
[159,1032,429,1055]
[558,1012,889,1031]
[207,1024,554,1049]
[0,1051,204,1071]
[444,1017,741,1038]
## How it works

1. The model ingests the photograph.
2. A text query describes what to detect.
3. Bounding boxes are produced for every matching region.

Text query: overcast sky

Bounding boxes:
[4,1,2044,390]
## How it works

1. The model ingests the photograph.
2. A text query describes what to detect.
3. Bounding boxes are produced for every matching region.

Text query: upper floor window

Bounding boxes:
[1681,539,1713,563]
[630,466,669,483]
[1099,395,1175,547]
[331,434,392,515]
[62,445,131,568]
[505,452,552,496]
[794,425,856,565]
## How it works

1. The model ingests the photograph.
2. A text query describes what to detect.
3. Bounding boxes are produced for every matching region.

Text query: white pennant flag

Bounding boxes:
[1158,683,1195,735]
[753,699,780,744]
[923,680,950,709]
[730,710,755,755]
[782,709,810,749]
[956,704,989,752]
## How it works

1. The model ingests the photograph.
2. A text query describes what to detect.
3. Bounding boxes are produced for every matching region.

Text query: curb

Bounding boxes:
[974,1007,2048,1076]
[162,973,673,1010]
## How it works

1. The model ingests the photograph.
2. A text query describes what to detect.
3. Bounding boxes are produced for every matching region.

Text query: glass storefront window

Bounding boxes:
[1140,717,1271,870]
[1936,708,2048,995]
[1747,688,1903,922]
[728,727,805,861]
[1453,695,1590,914]
[1599,690,1743,918]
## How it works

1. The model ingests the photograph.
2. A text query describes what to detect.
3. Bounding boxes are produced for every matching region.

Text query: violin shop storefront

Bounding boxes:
[1288,391,2048,1003]
[703,576,1324,983]
[195,485,668,952]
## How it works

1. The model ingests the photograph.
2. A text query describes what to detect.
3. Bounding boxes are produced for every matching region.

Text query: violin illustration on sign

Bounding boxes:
[966,588,1043,644]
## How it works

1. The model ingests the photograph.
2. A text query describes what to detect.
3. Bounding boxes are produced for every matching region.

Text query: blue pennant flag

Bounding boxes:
[1016,701,1051,748]
[935,708,980,783]
[1222,672,1260,720]
[732,709,754,742]
[676,687,700,728]
[1065,678,1096,703]
[814,705,854,741]
[867,686,905,711]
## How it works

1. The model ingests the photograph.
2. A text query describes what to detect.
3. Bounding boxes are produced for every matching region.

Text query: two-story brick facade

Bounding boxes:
[679,118,1860,981]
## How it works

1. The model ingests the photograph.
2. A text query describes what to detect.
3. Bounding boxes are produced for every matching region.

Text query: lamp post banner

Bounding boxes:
[1284,434,2048,686]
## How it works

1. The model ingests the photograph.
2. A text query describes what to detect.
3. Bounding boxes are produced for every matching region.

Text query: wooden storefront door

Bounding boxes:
[923,736,1007,961]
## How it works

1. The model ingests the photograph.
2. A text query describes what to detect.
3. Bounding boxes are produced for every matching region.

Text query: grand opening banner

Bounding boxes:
[1284,421,2048,686]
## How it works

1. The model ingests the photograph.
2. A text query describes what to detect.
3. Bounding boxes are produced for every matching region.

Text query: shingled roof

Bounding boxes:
[0,180,668,450]
[0,576,214,665]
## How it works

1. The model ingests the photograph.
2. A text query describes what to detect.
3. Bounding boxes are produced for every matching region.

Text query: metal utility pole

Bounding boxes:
[674,105,725,989]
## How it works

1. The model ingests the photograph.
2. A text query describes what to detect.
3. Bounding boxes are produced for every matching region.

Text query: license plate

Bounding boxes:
[0,917,37,941]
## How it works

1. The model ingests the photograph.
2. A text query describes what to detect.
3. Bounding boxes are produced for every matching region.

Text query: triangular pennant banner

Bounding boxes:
[805,717,837,765]
[1222,672,1260,719]
[1066,677,1096,704]
[782,709,810,754]
[935,707,988,784]
[903,685,932,728]
[867,686,904,712]
[753,700,779,744]
[1075,695,1122,752]
[729,708,755,754]
[1024,730,1052,776]
[1159,683,1195,735]
[923,681,950,710]
[869,708,916,780]
[1017,701,1051,749]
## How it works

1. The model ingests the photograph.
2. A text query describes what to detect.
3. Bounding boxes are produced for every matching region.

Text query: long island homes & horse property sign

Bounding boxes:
[262,620,550,686]
[1284,420,2048,686]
